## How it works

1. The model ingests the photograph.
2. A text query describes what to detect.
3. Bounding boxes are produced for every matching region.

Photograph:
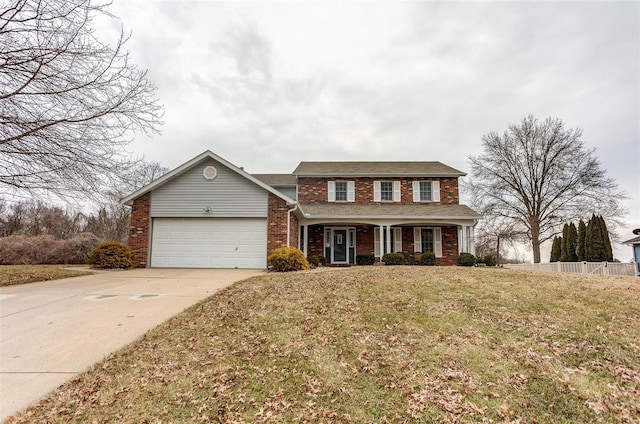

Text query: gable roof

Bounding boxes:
[121,151,295,205]
[253,174,297,186]
[293,161,465,177]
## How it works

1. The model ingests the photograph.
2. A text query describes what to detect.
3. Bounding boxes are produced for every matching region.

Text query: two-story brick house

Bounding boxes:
[123,150,479,268]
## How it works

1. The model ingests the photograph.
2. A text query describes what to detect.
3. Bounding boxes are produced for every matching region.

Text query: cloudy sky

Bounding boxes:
[100,0,639,262]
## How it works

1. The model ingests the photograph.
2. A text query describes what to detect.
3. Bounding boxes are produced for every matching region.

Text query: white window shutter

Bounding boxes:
[393,181,401,202]
[374,227,381,257]
[413,181,420,202]
[347,181,355,202]
[434,227,443,257]
[433,181,440,202]
[394,227,402,253]
[373,181,381,202]
[328,181,335,202]
[413,228,422,253]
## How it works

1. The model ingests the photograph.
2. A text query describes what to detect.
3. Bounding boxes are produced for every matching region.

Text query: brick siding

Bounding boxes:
[267,193,290,259]
[297,177,459,205]
[128,193,150,267]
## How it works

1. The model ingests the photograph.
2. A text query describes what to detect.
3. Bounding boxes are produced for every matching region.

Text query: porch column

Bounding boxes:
[303,224,309,256]
[379,224,385,255]
[386,225,392,254]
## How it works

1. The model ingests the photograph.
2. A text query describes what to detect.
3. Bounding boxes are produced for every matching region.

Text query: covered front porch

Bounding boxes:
[297,221,476,266]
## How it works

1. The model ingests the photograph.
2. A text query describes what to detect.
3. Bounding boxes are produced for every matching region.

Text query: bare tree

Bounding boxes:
[474,216,526,265]
[467,115,625,263]
[0,0,163,198]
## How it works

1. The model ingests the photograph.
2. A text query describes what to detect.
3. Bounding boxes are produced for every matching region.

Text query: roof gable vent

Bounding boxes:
[203,166,217,180]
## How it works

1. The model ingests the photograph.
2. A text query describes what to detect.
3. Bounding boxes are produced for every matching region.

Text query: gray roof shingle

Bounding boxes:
[293,161,465,177]
[299,203,480,219]
[252,174,297,185]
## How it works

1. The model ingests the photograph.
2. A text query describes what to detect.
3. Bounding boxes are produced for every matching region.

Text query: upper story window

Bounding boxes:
[380,181,393,201]
[419,182,432,201]
[374,181,401,202]
[335,181,347,201]
[412,181,441,202]
[328,181,354,202]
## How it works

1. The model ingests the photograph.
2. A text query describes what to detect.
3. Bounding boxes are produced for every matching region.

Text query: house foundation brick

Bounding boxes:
[128,192,150,268]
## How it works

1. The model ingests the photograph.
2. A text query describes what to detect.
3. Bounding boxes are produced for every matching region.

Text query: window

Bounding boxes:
[413,227,442,257]
[328,181,354,202]
[335,181,347,201]
[412,181,440,202]
[419,182,432,201]
[421,228,434,253]
[380,181,393,201]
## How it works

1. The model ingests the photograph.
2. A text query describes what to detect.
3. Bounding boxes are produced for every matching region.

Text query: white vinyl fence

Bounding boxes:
[503,261,638,277]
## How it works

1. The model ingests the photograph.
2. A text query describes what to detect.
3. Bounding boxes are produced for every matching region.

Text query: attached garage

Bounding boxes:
[150,218,267,268]
[123,151,296,269]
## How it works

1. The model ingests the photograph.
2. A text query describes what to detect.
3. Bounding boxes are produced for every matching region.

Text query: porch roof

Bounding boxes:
[298,203,481,220]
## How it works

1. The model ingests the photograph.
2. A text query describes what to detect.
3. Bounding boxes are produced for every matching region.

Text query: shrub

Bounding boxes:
[356,253,375,265]
[268,247,309,272]
[382,252,404,265]
[0,233,101,265]
[307,254,326,267]
[420,250,436,266]
[88,241,134,269]
[458,252,476,267]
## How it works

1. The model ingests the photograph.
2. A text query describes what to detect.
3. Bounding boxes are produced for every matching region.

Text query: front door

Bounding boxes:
[333,229,347,263]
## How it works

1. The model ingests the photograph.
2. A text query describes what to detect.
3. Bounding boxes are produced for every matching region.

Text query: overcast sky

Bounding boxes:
[101,0,639,262]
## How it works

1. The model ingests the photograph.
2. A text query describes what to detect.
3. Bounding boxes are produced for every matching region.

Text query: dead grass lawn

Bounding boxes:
[8,267,640,423]
[0,265,93,287]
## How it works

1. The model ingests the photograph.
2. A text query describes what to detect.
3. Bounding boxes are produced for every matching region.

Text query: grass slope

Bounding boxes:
[0,265,92,287]
[10,267,640,423]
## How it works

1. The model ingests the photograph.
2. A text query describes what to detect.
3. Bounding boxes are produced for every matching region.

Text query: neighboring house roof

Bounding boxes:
[298,203,480,219]
[623,235,640,245]
[293,161,465,177]
[121,151,295,205]
[253,174,297,186]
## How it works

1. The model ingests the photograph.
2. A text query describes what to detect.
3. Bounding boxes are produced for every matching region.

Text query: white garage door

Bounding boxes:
[151,218,267,268]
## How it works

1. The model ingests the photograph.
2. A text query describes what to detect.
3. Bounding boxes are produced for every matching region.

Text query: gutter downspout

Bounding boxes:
[287,204,299,247]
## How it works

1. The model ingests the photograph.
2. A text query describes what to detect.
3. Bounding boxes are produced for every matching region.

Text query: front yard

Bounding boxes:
[8,267,640,423]
[0,265,92,287]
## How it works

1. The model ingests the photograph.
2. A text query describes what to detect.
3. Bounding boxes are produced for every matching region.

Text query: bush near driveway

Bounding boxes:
[9,267,640,423]
[0,233,99,265]
[88,241,134,269]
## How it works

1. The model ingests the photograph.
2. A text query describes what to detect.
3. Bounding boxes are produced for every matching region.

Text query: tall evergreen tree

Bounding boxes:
[587,214,607,261]
[550,236,562,262]
[585,215,595,260]
[577,219,587,261]
[560,224,570,261]
[566,222,578,261]
[598,215,614,261]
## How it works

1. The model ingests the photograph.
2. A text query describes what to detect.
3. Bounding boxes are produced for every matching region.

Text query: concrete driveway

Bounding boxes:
[0,268,263,422]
